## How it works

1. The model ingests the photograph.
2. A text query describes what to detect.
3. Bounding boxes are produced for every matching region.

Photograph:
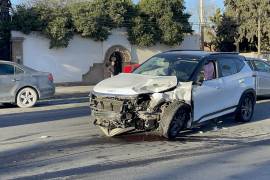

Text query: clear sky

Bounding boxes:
[11,0,224,30]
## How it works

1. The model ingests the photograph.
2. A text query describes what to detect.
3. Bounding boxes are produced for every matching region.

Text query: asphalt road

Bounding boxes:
[1,99,270,179]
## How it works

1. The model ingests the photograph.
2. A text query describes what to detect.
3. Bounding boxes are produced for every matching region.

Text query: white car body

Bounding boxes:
[246,58,270,96]
[90,51,256,139]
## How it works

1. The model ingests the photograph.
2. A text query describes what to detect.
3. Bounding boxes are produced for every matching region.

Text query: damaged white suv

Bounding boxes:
[90,51,256,139]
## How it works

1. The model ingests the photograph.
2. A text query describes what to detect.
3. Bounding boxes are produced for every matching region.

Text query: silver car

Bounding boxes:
[0,60,55,108]
[246,58,270,96]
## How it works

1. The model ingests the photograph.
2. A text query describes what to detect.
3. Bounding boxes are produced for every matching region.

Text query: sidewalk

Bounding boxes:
[54,85,93,99]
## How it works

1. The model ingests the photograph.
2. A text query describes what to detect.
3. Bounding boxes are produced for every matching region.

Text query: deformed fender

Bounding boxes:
[148,82,193,111]
[168,82,193,105]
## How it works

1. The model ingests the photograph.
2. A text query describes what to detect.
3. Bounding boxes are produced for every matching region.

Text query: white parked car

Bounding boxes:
[246,58,270,96]
[90,51,256,139]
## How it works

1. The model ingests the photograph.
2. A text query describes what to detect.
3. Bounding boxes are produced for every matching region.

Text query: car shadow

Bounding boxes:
[110,99,270,143]
[0,106,90,128]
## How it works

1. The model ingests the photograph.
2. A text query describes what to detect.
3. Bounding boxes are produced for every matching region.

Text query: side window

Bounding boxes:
[197,60,217,82]
[234,58,245,72]
[218,58,238,77]
[15,67,24,74]
[246,60,255,70]
[253,60,270,72]
[0,64,15,75]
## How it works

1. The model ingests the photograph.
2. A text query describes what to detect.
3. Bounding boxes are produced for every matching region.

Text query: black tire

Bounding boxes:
[16,87,38,108]
[159,101,190,140]
[235,93,255,122]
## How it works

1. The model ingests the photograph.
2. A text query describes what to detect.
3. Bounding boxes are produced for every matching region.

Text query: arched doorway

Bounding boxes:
[104,45,131,78]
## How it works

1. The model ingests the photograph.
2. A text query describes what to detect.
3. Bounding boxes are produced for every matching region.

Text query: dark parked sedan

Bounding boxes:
[0,61,55,108]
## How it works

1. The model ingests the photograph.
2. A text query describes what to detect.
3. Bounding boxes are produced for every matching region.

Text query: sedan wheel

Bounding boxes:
[16,88,38,108]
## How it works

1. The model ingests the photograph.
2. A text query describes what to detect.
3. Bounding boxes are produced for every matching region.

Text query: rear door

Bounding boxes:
[0,63,17,102]
[252,60,270,96]
[217,56,245,109]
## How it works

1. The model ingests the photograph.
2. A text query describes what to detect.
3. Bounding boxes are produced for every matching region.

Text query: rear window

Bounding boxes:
[218,58,238,77]
[234,58,245,71]
[246,60,255,70]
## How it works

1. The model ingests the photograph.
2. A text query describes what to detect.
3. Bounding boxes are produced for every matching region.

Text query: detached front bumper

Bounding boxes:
[90,93,136,129]
[92,109,124,128]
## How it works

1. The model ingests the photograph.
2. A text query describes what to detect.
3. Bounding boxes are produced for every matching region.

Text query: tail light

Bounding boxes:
[48,73,54,82]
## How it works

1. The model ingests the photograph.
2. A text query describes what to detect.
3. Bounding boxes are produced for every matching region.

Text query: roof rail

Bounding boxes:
[210,52,239,55]
[165,49,203,53]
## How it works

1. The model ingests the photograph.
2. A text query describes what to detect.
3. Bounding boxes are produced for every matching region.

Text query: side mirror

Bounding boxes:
[196,80,203,86]
[195,71,204,86]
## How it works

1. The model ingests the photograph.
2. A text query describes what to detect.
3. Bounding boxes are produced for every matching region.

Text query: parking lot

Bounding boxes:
[1,97,270,179]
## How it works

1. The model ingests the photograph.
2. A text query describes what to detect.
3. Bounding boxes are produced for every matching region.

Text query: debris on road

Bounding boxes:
[40,136,50,139]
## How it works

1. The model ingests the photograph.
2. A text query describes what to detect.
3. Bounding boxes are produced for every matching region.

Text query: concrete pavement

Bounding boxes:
[54,85,93,99]
[0,99,270,179]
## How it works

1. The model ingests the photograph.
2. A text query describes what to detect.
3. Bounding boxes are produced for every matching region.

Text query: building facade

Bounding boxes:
[11,29,200,84]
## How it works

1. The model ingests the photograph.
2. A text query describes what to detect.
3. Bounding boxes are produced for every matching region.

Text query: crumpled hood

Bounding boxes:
[93,73,178,96]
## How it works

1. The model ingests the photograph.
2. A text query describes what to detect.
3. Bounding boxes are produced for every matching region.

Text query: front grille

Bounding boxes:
[91,95,129,113]
[96,98,124,112]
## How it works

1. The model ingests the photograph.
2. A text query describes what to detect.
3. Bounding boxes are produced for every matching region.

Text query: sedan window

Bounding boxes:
[253,60,270,73]
[0,64,15,75]
[15,67,24,74]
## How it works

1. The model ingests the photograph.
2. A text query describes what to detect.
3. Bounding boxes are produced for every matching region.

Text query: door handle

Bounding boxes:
[239,79,245,84]
[12,79,19,82]
[215,86,221,90]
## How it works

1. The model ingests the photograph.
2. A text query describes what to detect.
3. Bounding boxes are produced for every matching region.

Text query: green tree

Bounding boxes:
[10,0,192,48]
[225,0,270,52]
[12,4,73,48]
[70,0,133,41]
[44,7,73,48]
[127,13,159,47]
[209,8,237,52]
[135,0,192,46]
[11,5,45,34]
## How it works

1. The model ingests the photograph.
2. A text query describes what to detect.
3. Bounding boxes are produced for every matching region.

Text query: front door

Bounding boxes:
[193,78,225,122]
[193,59,225,122]
[0,63,16,102]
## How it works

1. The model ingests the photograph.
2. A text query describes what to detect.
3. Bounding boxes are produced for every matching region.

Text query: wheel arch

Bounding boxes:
[240,88,256,103]
[15,86,40,103]
[159,101,191,139]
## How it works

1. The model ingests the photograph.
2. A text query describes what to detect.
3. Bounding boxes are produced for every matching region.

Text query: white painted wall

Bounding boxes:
[133,35,200,64]
[12,29,200,83]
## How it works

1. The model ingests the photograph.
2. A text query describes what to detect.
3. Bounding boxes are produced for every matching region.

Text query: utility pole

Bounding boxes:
[236,10,240,52]
[199,0,204,51]
[258,8,261,55]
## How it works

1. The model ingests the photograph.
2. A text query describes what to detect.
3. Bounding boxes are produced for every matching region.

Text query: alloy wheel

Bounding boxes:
[241,96,253,121]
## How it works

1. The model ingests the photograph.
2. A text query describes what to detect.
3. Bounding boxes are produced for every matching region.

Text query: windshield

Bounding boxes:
[133,55,199,82]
